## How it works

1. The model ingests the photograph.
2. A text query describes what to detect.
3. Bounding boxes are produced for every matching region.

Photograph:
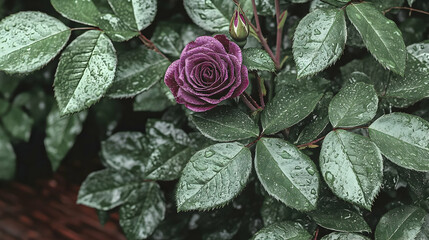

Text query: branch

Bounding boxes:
[138,33,168,60]
[240,94,258,112]
[383,6,429,15]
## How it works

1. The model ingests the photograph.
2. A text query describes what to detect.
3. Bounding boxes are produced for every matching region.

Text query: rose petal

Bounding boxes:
[164,60,180,97]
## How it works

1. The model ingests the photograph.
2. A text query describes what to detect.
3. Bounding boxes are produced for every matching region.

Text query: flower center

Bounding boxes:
[202,66,215,83]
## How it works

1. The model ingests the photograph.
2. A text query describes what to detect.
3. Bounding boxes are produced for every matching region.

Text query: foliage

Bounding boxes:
[1,0,429,239]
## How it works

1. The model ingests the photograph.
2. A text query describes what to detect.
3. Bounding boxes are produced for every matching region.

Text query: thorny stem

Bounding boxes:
[383,6,429,15]
[245,133,264,148]
[70,27,101,31]
[240,94,258,112]
[243,92,261,110]
[313,228,319,240]
[250,0,279,70]
[296,126,368,148]
[138,32,168,60]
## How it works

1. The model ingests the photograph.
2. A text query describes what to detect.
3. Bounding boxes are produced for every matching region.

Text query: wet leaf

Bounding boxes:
[255,138,320,211]
[295,92,332,145]
[261,196,295,226]
[119,182,166,240]
[328,82,378,128]
[44,105,87,171]
[1,106,33,142]
[0,11,70,74]
[261,87,323,134]
[51,0,101,26]
[321,232,370,240]
[369,113,429,172]
[293,8,346,78]
[97,13,139,42]
[176,142,252,211]
[242,48,276,72]
[107,0,156,31]
[375,205,427,240]
[54,30,117,115]
[106,47,169,98]
[310,207,371,232]
[346,2,406,76]
[407,41,429,67]
[0,127,16,180]
[384,54,429,108]
[77,168,142,211]
[252,221,312,240]
[320,130,383,210]
[133,82,174,112]
[190,106,259,142]
[183,0,235,32]
[101,121,192,181]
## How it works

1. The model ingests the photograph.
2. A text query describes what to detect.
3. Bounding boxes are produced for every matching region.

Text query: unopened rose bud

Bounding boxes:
[229,6,249,44]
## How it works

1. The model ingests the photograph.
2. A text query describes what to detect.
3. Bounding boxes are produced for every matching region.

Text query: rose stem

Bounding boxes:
[274,0,283,67]
[253,71,265,108]
[383,6,429,15]
[240,94,257,111]
[250,0,278,69]
[296,126,369,148]
[244,92,261,109]
[70,27,101,31]
[138,32,169,60]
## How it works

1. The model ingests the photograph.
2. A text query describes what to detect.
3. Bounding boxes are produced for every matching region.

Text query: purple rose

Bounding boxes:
[164,35,249,112]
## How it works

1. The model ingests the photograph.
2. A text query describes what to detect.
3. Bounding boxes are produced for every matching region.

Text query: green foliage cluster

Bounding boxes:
[1,0,429,239]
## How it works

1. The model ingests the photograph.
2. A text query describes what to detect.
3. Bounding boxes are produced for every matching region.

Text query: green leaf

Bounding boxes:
[310,207,371,232]
[261,197,295,226]
[77,168,141,211]
[242,48,276,72]
[0,98,9,116]
[1,106,33,142]
[320,130,383,210]
[0,11,70,74]
[119,182,165,240]
[133,82,174,112]
[252,221,312,240]
[346,2,406,76]
[107,0,156,31]
[0,127,16,180]
[369,113,429,171]
[375,205,427,240]
[321,233,371,240]
[184,0,235,32]
[384,54,429,108]
[295,92,332,145]
[293,8,346,78]
[101,121,192,181]
[151,22,206,59]
[407,0,415,6]
[190,106,260,142]
[176,142,252,211]
[106,47,169,98]
[407,41,429,67]
[261,87,323,134]
[328,82,379,128]
[255,138,320,211]
[97,13,139,42]
[51,0,100,26]
[54,30,117,115]
[44,105,87,171]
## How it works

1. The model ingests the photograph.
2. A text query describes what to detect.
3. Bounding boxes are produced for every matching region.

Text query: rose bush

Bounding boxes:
[164,35,248,112]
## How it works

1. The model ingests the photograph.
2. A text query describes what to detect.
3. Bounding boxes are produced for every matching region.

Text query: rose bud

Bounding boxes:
[164,35,249,112]
[229,6,249,44]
